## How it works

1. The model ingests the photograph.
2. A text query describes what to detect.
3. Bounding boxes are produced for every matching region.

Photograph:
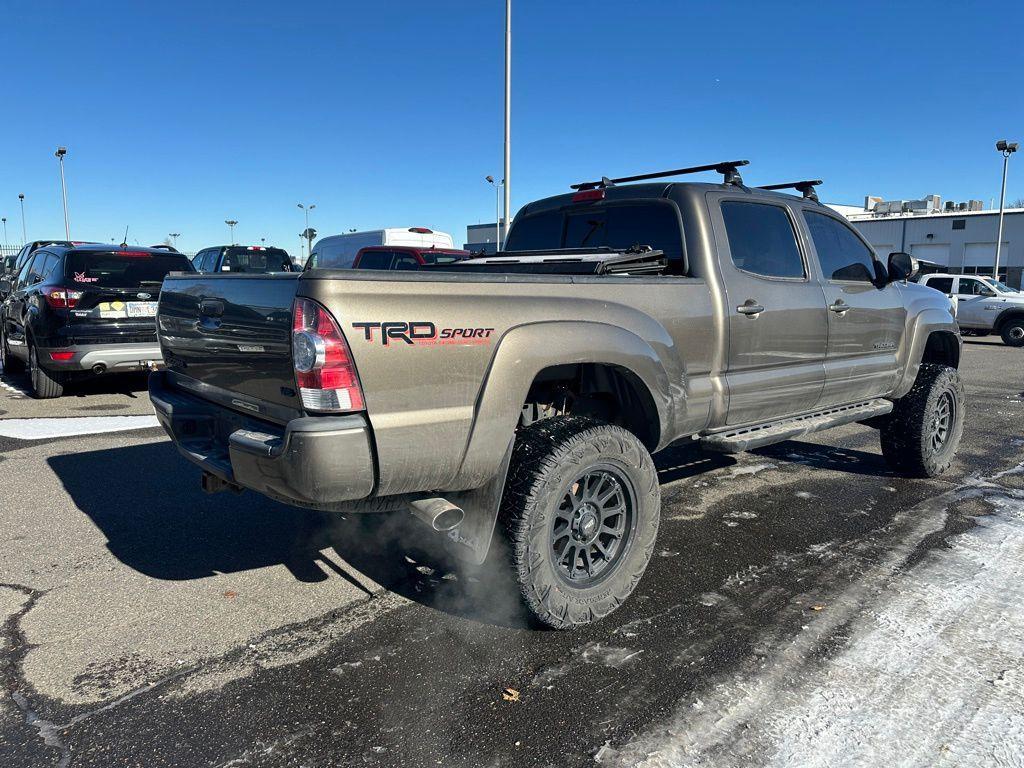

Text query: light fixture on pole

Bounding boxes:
[169,232,180,247]
[18,194,26,245]
[994,139,1018,280]
[225,219,238,244]
[297,202,316,233]
[485,175,505,250]
[503,0,511,242]
[55,146,70,240]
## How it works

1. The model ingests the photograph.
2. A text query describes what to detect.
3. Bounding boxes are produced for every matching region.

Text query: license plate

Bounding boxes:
[126,301,158,318]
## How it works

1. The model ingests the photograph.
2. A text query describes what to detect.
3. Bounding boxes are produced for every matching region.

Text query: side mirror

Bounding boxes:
[888,251,918,282]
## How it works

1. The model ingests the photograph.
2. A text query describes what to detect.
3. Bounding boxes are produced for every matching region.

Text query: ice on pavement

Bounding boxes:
[0,415,160,440]
[608,466,1024,767]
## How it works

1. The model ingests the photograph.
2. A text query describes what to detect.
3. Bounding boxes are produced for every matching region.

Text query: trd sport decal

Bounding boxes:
[351,321,495,346]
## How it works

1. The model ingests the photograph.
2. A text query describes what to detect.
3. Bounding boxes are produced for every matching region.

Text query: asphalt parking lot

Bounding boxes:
[2,338,1022,767]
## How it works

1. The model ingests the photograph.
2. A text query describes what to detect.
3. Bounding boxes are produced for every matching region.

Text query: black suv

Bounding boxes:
[0,244,194,397]
[191,245,293,274]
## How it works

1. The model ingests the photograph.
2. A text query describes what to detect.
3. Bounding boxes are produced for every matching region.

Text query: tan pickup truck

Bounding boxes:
[151,161,964,628]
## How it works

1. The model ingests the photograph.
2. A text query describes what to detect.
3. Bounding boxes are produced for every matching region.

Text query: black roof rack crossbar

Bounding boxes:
[757,179,823,202]
[570,160,750,190]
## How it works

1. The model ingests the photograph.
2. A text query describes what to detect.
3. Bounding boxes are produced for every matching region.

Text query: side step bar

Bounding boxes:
[700,399,893,454]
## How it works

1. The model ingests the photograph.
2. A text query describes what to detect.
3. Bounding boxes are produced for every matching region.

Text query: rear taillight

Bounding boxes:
[49,351,75,362]
[292,298,364,412]
[42,287,83,309]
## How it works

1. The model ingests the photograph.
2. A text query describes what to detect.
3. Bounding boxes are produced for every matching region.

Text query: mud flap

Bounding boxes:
[442,439,514,565]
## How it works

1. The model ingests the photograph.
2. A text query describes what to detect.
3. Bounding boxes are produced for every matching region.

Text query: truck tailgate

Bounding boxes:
[157,274,301,415]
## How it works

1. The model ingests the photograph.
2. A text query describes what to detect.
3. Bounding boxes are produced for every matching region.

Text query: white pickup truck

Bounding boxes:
[918,273,1024,346]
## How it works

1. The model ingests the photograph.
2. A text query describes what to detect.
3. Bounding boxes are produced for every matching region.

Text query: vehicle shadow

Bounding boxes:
[49,431,895,629]
[1,367,149,399]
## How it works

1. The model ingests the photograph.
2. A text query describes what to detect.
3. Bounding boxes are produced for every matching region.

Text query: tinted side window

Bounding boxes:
[958,279,992,297]
[720,202,804,278]
[393,254,420,270]
[24,252,51,285]
[356,251,394,270]
[39,252,61,280]
[804,211,877,282]
[16,254,38,287]
[926,277,954,293]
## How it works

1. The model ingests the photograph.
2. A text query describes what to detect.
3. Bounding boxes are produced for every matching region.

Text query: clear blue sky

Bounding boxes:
[2,0,1022,254]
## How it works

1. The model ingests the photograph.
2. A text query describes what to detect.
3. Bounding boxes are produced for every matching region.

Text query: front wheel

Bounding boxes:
[29,342,65,399]
[499,417,660,629]
[880,363,964,478]
[1000,319,1024,347]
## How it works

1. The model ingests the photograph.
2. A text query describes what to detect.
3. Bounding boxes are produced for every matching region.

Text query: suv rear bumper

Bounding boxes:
[149,371,375,506]
[40,342,164,372]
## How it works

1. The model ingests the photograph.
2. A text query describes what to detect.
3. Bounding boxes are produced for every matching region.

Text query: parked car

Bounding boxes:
[1,240,75,300]
[918,272,1024,345]
[191,245,293,274]
[0,244,194,397]
[352,245,470,270]
[307,228,455,270]
[150,161,963,629]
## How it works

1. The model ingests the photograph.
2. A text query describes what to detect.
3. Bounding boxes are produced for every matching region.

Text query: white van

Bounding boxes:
[308,227,455,270]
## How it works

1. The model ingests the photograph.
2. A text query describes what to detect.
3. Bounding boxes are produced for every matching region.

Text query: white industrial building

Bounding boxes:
[834,195,1024,288]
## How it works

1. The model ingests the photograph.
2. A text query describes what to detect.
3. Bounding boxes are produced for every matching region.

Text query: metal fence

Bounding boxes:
[0,245,195,259]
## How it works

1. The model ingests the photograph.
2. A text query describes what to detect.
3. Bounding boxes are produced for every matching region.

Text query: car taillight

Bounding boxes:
[43,287,83,309]
[292,298,364,412]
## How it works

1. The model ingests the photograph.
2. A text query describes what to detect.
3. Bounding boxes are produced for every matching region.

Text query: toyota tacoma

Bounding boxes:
[151,161,965,628]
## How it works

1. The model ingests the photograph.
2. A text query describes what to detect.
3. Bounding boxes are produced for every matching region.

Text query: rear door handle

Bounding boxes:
[737,300,764,316]
[829,300,851,315]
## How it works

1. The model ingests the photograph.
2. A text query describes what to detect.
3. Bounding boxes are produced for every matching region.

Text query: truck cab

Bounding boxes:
[191,245,294,275]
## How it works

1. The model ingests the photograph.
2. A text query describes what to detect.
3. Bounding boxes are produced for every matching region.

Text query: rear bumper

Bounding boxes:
[41,342,163,372]
[149,371,375,506]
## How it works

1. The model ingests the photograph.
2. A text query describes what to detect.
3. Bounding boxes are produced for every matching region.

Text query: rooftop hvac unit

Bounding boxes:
[945,201,956,212]
[957,202,968,211]
[968,200,984,211]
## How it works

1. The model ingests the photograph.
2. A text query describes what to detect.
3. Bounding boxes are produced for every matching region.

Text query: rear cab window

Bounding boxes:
[355,251,395,269]
[222,248,292,273]
[720,201,805,279]
[503,201,685,271]
[65,250,194,288]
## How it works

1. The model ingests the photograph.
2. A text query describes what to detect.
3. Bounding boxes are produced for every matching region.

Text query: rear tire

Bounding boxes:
[0,327,25,375]
[29,342,65,399]
[880,363,964,478]
[499,416,660,629]
[1000,320,1024,347]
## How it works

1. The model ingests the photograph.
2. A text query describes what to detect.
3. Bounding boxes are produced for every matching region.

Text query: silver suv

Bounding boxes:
[919,273,1024,346]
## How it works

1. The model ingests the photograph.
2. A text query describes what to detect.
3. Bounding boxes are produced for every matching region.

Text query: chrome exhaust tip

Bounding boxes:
[407,497,465,532]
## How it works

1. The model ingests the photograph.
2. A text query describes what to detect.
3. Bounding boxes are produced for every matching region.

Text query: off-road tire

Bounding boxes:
[499,416,660,629]
[0,328,25,374]
[880,363,964,478]
[999,319,1024,347]
[29,342,65,399]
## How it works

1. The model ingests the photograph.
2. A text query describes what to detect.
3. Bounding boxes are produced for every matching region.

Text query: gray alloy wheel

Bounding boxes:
[881,363,965,478]
[500,416,660,629]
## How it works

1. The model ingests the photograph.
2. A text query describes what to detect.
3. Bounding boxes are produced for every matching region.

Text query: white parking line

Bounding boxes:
[0,416,160,440]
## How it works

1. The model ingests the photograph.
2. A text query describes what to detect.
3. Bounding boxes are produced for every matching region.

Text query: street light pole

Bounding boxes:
[2,218,7,250]
[55,146,70,240]
[503,0,511,240]
[225,219,238,244]
[486,175,505,250]
[169,233,180,248]
[18,194,26,245]
[994,140,1018,281]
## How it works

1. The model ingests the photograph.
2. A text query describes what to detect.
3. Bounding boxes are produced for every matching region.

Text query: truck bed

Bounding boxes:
[156,269,716,497]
